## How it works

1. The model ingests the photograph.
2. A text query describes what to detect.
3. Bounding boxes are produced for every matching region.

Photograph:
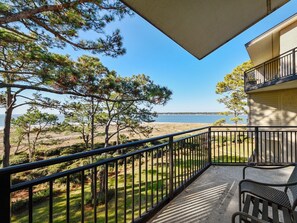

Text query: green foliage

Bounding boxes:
[216,61,253,125]
[0,0,131,56]
[9,153,29,165]
[213,118,226,126]
[12,108,58,161]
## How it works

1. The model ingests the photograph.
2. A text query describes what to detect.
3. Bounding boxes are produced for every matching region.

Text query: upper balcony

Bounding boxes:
[244,47,297,93]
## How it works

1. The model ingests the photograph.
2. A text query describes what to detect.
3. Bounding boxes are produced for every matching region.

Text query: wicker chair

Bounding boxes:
[233,164,297,222]
[239,164,297,212]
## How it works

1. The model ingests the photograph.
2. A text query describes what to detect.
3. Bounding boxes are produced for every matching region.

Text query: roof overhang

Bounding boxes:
[246,13,297,66]
[121,0,289,59]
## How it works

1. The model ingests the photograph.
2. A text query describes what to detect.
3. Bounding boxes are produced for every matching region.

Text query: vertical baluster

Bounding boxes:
[29,186,33,223]
[222,131,224,163]
[66,175,70,223]
[161,147,164,201]
[165,145,168,196]
[235,131,237,163]
[115,162,118,223]
[295,132,297,163]
[81,170,85,223]
[278,132,280,163]
[139,154,142,217]
[169,136,174,198]
[282,132,284,163]
[269,132,272,163]
[132,156,134,221]
[286,131,289,163]
[156,150,159,204]
[124,158,127,223]
[105,164,108,223]
[264,131,267,163]
[177,141,181,187]
[173,142,176,190]
[185,139,189,179]
[49,180,53,223]
[190,137,193,177]
[273,132,276,164]
[291,131,293,163]
[145,151,148,212]
[94,166,97,223]
[151,150,154,206]
[230,131,233,163]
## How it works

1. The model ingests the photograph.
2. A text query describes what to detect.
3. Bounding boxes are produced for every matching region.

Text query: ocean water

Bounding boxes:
[154,114,247,124]
[0,114,247,127]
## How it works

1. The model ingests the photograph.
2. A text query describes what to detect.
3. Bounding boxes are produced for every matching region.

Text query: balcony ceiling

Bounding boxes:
[121,0,289,59]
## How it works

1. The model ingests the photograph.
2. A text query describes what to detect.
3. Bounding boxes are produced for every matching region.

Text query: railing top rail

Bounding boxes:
[0,126,209,175]
[2,125,297,175]
[244,46,297,75]
[212,126,297,128]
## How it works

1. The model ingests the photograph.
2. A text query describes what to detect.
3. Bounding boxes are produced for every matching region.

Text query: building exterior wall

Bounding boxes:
[248,89,297,163]
[248,88,297,126]
[280,21,297,54]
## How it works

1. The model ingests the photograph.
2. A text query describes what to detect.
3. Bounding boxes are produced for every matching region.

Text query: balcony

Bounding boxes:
[245,47,297,92]
[1,126,297,223]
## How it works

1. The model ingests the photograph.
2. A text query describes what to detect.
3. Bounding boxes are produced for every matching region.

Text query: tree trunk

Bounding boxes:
[27,130,33,162]
[90,97,96,205]
[104,124,110,148]
[116,123,120,146]
[2,87,13,167]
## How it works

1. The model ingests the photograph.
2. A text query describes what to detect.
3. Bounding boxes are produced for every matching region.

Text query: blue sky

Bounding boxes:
[5,0,297,114]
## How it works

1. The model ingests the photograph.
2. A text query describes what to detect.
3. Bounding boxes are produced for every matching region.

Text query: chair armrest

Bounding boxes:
[232,211,269,223]
[239,179,297,193]
[243,163,296,179]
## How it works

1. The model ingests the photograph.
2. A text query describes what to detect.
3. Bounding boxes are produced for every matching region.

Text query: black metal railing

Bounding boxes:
[244,47,297,91]
[1,126,297,222]
[0,127,210,223]
[211,126,297,165]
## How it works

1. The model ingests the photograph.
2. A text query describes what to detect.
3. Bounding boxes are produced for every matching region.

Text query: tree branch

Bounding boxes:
[0,0,96,24]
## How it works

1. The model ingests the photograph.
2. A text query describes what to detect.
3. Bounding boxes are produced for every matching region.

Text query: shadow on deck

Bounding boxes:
[150,166,293,223]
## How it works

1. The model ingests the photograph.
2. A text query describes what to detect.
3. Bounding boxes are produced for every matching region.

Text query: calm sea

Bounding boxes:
[0,114,247,127]
[155,114,247,124]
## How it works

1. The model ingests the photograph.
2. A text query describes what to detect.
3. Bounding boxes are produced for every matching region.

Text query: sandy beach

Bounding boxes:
[0,122,209,156]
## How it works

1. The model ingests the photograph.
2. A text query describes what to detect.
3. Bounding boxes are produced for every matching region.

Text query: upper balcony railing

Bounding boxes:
[1,126,297,223]
[244,47,297,91]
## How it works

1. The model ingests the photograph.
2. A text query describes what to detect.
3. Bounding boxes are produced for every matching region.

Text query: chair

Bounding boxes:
[239,164,297,212]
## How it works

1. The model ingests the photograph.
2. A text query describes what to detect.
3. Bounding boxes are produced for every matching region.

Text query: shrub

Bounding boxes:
[60,144,85,155]
[10,153,29,165]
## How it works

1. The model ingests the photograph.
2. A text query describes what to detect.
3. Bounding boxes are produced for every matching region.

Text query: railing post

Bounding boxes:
[263,63,266,82]
[0,172,11,223]
[293,48,296,75]
[255,127,259,164]
[208,127,212,164]
[169,136,174,198]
